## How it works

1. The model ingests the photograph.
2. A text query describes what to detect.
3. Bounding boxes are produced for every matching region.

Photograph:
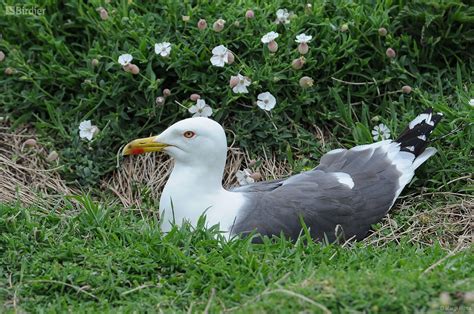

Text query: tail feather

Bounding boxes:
[396,108,443,157]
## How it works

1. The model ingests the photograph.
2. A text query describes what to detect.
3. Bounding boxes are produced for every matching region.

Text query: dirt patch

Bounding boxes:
[0,124,75,208]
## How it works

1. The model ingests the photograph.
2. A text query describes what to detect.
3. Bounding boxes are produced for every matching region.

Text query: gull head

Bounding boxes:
[122,117,227,167]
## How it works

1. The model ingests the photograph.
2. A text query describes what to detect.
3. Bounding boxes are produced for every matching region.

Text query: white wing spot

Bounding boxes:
[333,172,354,189]
[417,135,426,141]
[406,146,415,152]
[409,113,434,129]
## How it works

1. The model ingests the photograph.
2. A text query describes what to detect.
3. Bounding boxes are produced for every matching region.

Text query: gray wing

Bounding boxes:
[231,179,285,192]
[231,145,402,242]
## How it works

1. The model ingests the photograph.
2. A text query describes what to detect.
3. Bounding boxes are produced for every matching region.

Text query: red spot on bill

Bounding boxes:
[131,147,145,155]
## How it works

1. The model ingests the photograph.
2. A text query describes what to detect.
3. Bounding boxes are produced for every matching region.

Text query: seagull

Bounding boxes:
[123,108,442,242]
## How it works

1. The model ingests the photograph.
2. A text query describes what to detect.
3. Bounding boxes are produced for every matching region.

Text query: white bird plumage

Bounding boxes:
[123,109,442,242]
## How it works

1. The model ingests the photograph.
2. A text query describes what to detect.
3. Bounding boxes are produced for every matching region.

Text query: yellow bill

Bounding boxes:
[122,136,169,155]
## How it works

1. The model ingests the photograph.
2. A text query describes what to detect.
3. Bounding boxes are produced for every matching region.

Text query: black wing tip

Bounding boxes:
[396,108,443,157]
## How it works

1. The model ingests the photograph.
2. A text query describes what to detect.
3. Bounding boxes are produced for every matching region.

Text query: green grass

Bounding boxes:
[0,0,472,186]
[1,200,473,313]
[1,0,473,312]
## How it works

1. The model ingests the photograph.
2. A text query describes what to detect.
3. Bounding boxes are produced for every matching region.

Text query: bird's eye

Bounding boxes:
[183,131,195,138]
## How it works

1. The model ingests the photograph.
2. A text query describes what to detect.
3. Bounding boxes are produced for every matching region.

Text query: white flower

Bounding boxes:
[275,9,290,24]
[371,123,391,141]
[236,168,255,186]
[469,99,474,107]
[210,45,229,67]
[257,92,277,111]
[154,42,171,57]
[79,120,99,141]
[261,31,279,44]
[188,99,213,118]
[232,74,251,94]
[295,33,312,43]
[118,54,133,66]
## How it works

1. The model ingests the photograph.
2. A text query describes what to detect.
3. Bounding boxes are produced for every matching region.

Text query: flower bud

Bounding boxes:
[401,85,412,94]
[46,150,59,162]
[298,42,309,54]
[291,56,306,70]
[91,58,99,67]
[233,20,240,27]
[245,10,255,19]
[229,76,239,88]
[197,19,207,30]
[386,47,396,58]
[305,3,312,13]
[299,76,314,88]
[155,96,165,106]
[163,89,171,97]
[128,64,140,75]
[91,126,100,137]
[340,23,349,32]
[24,139,37,147]
[227,51,235,64]
[4,67,14,75]
[464,292,474,303]
[378,27,387,36]
[213,19,225,32]
[182,15,190,22]
[439,292,451,307]
[0,51,5,62]
[250,172,262,181]
[267,40,278,53]
[99,8,109,20]
[190,94,201,101]
[248,159,257,167]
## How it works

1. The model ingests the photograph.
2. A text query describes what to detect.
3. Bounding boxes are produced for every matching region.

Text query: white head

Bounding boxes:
[123,117,228,180]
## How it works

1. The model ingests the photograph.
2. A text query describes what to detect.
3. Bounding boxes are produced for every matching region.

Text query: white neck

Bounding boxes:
[167,158,226,194]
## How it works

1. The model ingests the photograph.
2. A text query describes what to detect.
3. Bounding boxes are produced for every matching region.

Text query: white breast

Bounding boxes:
[159,185,247,237]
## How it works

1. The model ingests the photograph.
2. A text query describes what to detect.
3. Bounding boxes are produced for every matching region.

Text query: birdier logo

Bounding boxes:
[5,5,45,16]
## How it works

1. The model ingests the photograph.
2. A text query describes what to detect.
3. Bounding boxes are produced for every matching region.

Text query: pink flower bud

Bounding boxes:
[378,27,387,36]
[213,19,225,32]
[47,150,59,162]
[291,56,306,70]
[227,51,235,64]
[4,67,14,75]
[267,40,278,53]
[229,76,239,88]
[182,15,190,22]
[155,96,165,106]
[340,23,349,32]
[298,42,309,54]
[402,85,412,94]
[386,48,396,58]
[299,76,314,88]
[99,8,108,20]
[0,51,5,62]
[190,94,201,101]
[128,64,140,75]
[24,138,37,147]
[163,89,171,97]
[197,19,207,30]
[245,10,255,19]
[250,172,262,181]
[91,58,99,67]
